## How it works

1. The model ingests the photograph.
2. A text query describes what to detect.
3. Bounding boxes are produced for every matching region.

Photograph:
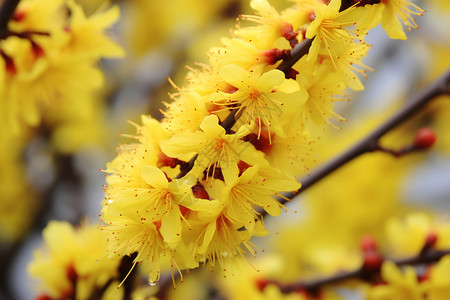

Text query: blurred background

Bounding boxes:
[0,0,449,299]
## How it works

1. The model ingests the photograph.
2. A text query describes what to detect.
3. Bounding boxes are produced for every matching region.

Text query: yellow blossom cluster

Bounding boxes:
[28,221,122,300]
[365,213,450,300]
[0,0,123,244]
[211,213,450,300]
[0,0,123,137]
[100,0,425,286]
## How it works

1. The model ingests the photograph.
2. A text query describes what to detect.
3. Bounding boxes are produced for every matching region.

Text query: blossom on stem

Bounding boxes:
[211,64,307,139]
[28,221,121,299]
[306,0,363,66]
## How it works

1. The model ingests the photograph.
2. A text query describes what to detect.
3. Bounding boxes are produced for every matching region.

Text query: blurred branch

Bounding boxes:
[265,69,450,214]
[276,38,313,74]
[271,247,450,294]
[0,0,20,33]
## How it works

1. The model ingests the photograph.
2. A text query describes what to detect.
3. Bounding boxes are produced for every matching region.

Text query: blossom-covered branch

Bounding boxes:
[23,0,434,298]
[265,234,450,295]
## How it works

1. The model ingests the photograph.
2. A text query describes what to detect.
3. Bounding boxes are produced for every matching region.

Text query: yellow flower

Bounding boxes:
[237,0,293,49]
[306,0,363,66]
[65,0,125,58]
[103,148,195,246]
[123,115,169,154]
[321,40,373,91]
[101,212,197,285]
[368,261,423,300]
[356,0,424,40]
[9,0,65,33]
[103,139,210,284]
[28,221,120,299]
[380,0,424,40]
[427,255,450,300]
[211,64,307,139]
[282,0,319,31]
[185,63,225,96]
[209,38,266,70]
[189,213,258,269]
[160,114,268,179]
[222,164,301,228]
[385,213,432,258]
[1,0,123,133]
[295,58,346,130]
[263,124,315,177]
[161,91,209,135]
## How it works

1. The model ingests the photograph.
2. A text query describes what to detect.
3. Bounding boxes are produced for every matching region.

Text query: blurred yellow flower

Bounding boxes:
[28,221,120,299]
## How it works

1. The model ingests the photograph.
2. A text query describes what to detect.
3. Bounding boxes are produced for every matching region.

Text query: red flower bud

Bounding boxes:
[360,235,377,252]
[414,127,436,149]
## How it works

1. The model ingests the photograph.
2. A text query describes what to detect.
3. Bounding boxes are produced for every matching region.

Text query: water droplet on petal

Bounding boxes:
[149,280,158,286]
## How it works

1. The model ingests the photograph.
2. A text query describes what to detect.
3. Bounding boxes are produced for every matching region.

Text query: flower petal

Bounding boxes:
[198,221,217,254]
[160,206,182,248]
[141,165,168,190]
[382,4,406,40]
[200,115,224,138]
[220,64,249,88]
[255,69,285,92]
[275,78,300,94]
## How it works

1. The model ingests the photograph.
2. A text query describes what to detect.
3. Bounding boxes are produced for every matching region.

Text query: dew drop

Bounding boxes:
[149,280,158,286]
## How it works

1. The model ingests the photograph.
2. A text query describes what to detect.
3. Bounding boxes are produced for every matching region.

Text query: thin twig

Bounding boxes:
[264,69,450,214]
[276,38,313,74]
[0,0,20,33]
[276,248,450,294]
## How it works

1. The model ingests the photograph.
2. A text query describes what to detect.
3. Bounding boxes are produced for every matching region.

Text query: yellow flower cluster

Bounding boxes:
[101,0,425,286]
[366,213,450,300]
[210,212,450,300]
[0,0,123,136]
[0,0,123,248]
[28,221,121,299]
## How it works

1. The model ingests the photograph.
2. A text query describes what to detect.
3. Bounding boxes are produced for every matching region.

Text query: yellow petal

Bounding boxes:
[141,165,168,190]
[222,161,240,186]
[306,37,320,62]
[219,64,249,88]
[382,4,407,40]
[200,115,224,138]
[276,78,300,94]
[198,221,217,254]
[255,69,285,92]
[160,207,182,248]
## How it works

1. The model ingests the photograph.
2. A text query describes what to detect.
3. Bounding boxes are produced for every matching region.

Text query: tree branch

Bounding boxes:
[267,69,450,213]
[0,0,20,33]
[276,38,313,74]
[274,248,450,294]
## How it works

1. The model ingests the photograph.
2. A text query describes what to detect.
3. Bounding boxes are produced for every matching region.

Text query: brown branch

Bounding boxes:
[276,38,313,75]
[275,248,450,294]
[0,30,50,39]
[0,0,20,33]
[262,69,450,215]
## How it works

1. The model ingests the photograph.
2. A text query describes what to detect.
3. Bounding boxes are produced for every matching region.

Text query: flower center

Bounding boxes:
[249,89,260,100]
